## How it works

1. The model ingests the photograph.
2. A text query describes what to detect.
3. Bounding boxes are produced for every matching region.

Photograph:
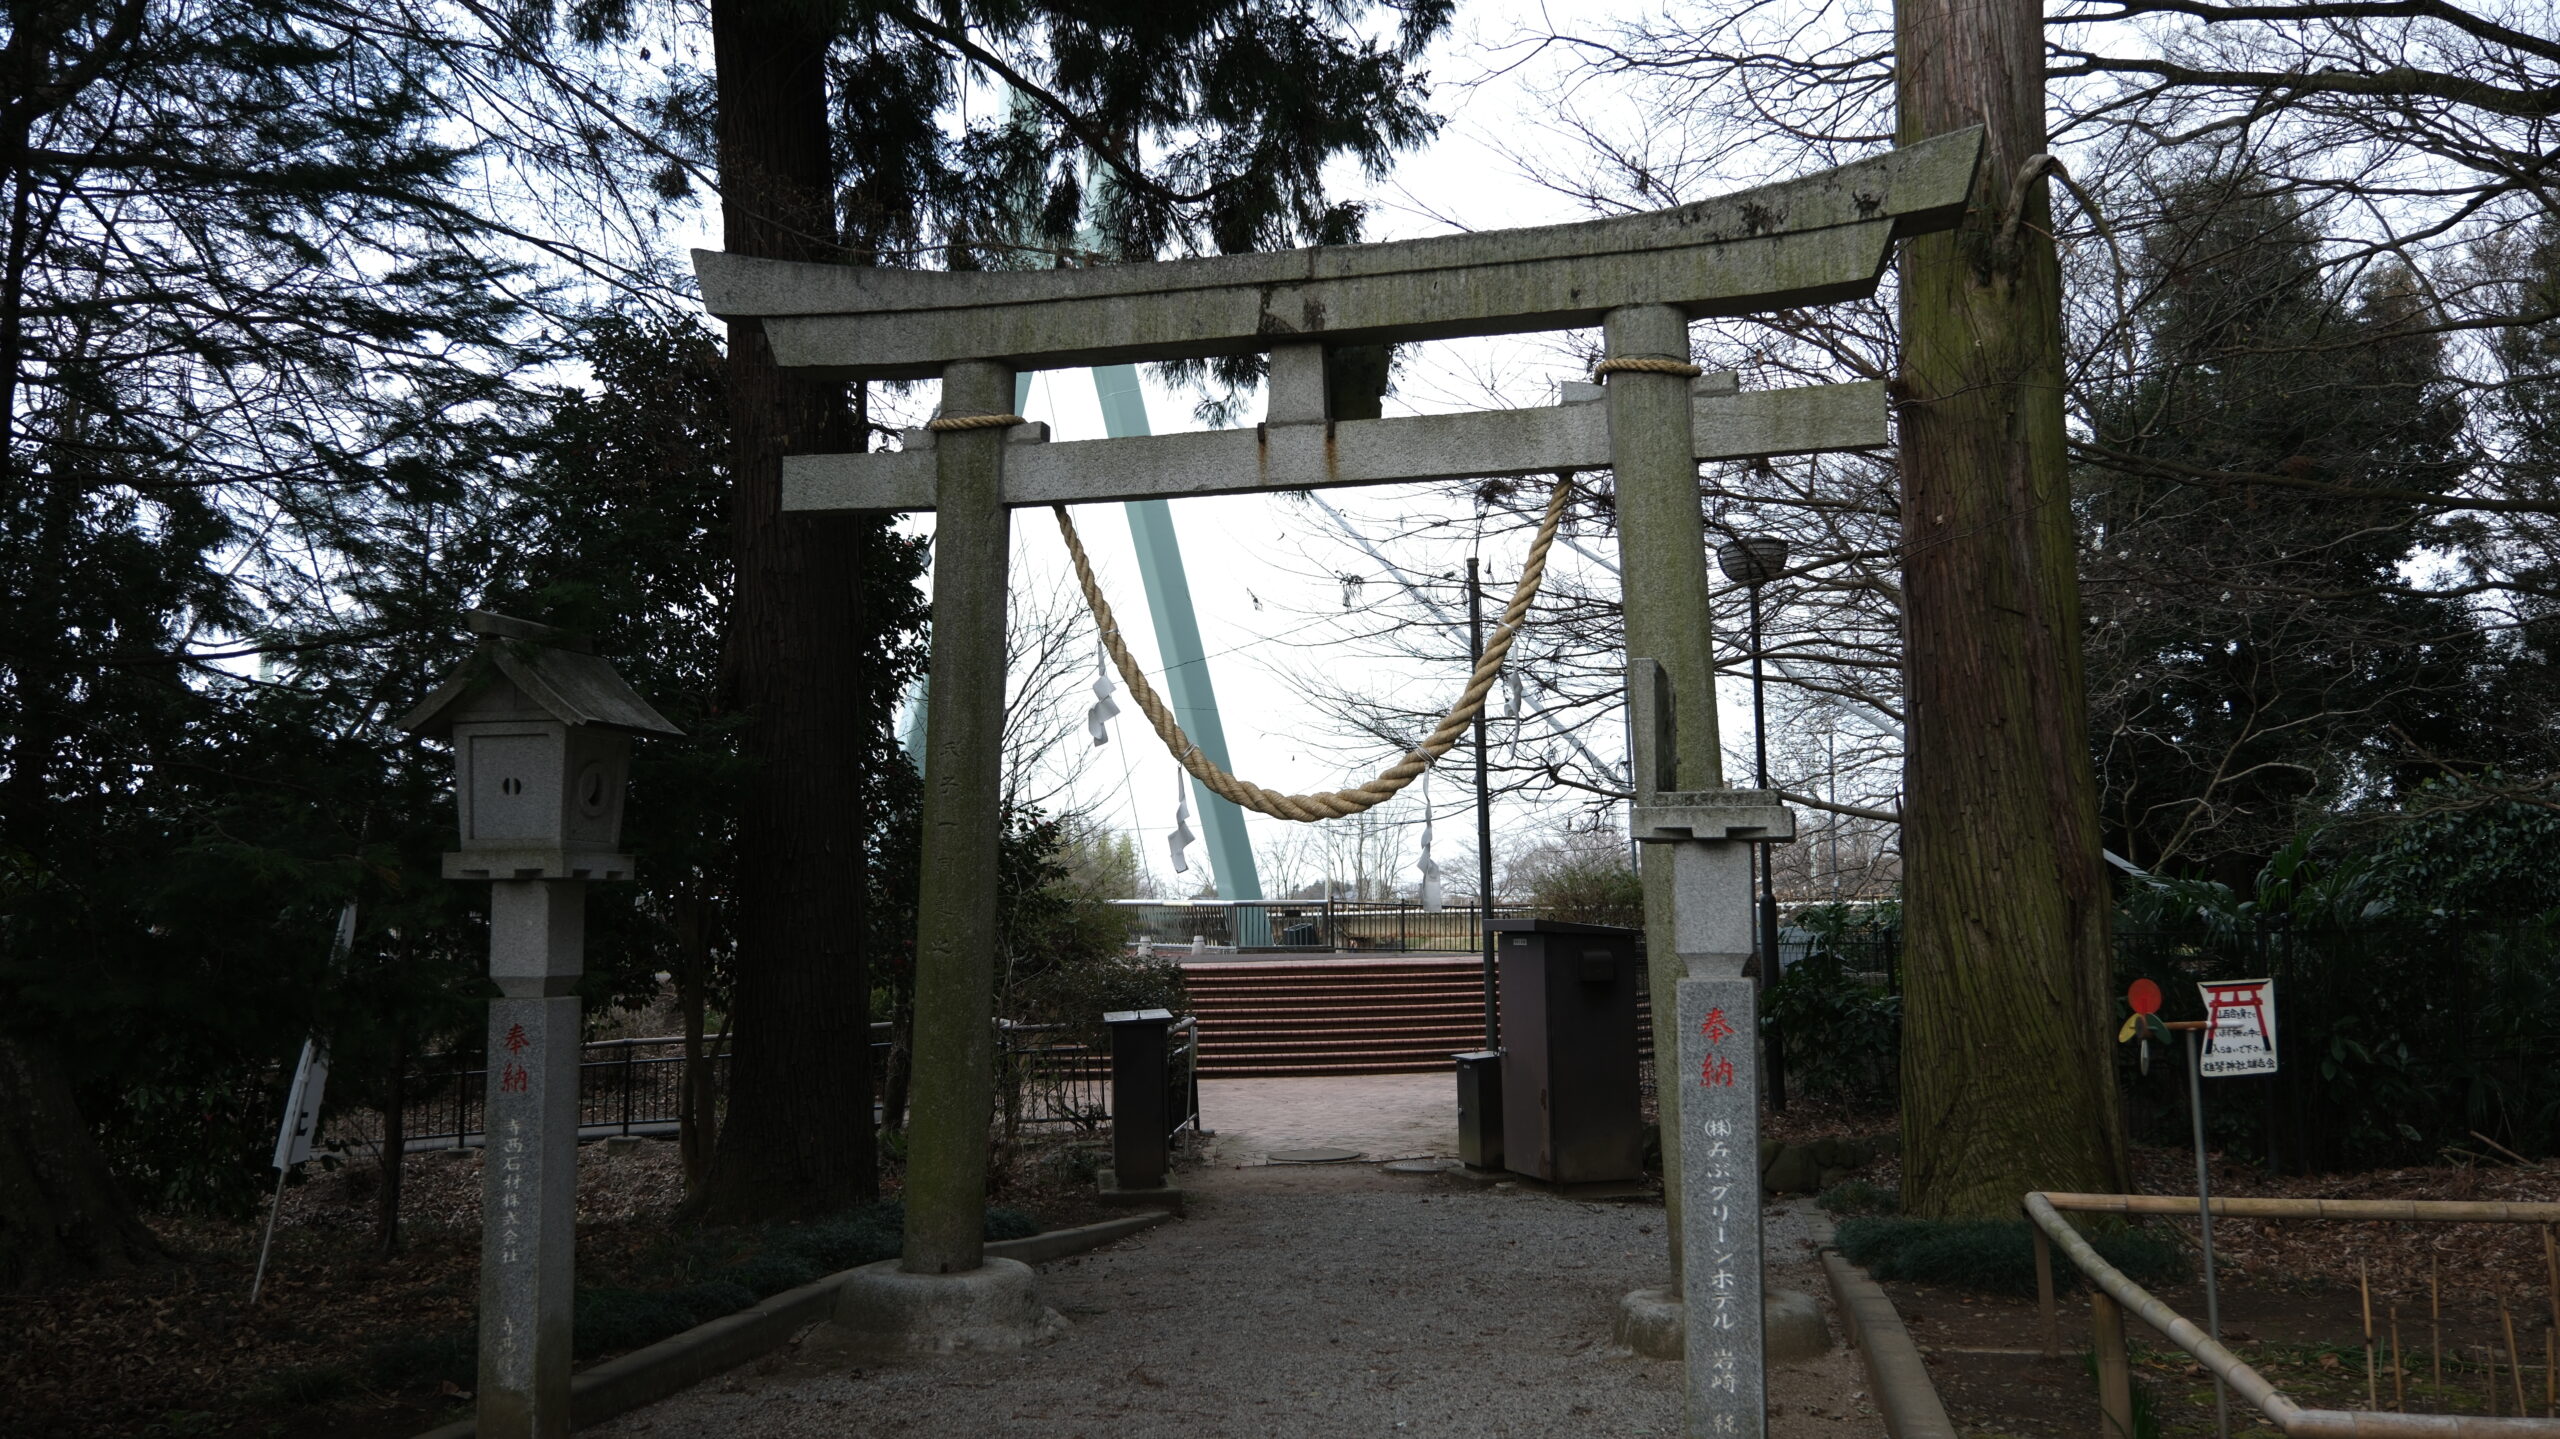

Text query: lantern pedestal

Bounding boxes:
[477,991,580,1439]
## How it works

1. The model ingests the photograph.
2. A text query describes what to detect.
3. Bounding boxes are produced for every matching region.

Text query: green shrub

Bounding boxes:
[365,1329,476,1391]
[573,1288,701,1360]
[771,1215,903,1272]
[249,1363,357,1408]
[711,1254,823,1299]
[2084,1349,2162,1439]
[1835,1217,2186,1295]
[1765,904,1902,1100]
[1529,853,1644,931]
[1815,1180,1899,1216]
[671,1280,758,1321]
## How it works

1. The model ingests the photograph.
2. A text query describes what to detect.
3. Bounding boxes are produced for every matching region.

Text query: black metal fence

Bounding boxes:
[996,1021,1109,1139]
[1750,919,2560,1170]
[993,1014,1202,1143]
[1167,1016,1202,1141]
[346,1027,892,1153]
[2115,923,2560,1171]
[340,1007,1188,1156]
[1116,899,1542,953]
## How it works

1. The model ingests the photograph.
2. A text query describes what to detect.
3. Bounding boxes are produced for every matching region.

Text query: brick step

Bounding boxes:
[1200,1027,1480,1051]
[1198,1049,1464,1070]
[1200,1049,1476,1067]
[1190,1008,1481,1027]
[1189,976,1482,992]
[1185,979,1482,999]
[1197,1012,1483,1033]
[1183,965,1480,983]
[1201,1034,1479,1053]
[1196,1015,1485,1037]
[1192,998,1484,1019]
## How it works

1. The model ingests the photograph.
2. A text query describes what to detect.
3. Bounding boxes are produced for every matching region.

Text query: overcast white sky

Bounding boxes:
[817,3,1778,899]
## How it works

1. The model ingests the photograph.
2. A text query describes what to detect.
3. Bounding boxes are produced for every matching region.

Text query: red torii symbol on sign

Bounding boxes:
[2199,982,2268,1052]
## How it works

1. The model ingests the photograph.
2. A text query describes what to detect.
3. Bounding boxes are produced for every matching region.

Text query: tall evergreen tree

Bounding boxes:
[1895,0,2128,1219]
[0,0,543,1284]
[693,0,1447,1222]
[2083,170,2495,877]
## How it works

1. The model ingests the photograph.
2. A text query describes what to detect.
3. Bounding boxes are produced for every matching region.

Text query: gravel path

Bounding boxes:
[591,1125,1882,1438]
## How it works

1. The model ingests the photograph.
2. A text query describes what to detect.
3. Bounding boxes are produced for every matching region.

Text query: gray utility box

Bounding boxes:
[1488,918,1645,1183]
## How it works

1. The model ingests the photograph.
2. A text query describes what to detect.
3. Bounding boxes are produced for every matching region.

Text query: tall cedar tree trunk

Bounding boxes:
[0,361,159,1286]
[673,887,717,1194]
[0,1035,161,1290]
[376,1024,406,1257]
[694,0,876,1220]
[1893,0,2128,1216]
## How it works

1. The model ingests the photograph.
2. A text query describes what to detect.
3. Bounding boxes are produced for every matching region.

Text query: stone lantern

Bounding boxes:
[399,610,677,1439]
[400,610,680,880]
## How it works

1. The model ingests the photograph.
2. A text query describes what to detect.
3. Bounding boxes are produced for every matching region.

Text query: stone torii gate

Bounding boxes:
[693,127,1980,1436]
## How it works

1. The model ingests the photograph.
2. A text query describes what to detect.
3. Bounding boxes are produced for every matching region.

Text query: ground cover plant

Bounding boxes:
[1835,1216,2187,1297]
[0,1142,1069,1439]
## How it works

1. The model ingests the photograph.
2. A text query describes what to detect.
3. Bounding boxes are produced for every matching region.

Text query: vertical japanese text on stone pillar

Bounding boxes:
[1679,976,1765,1439]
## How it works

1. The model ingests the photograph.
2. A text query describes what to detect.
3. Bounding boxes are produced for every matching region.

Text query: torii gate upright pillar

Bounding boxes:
[903,358,1016,1275]
[1604,303,1727,1282]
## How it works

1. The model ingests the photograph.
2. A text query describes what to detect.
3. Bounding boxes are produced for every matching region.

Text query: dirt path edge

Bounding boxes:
[1823,1248,1960,1439]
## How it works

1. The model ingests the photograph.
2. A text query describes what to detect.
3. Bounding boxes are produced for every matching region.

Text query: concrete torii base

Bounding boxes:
[821,1258,1067,1360]
[1617,1286,1829,1363]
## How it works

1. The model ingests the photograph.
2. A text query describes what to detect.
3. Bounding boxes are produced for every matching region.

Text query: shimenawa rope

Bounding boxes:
[1591,356,1702,380]
[1054,474,1576,822]
[925,412,1028,431]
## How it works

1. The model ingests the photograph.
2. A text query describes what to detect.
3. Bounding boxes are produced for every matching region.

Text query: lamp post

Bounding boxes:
[1715,535,1789,1112]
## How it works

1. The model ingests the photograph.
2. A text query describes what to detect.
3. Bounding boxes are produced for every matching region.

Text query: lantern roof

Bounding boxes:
[397,611,683,739]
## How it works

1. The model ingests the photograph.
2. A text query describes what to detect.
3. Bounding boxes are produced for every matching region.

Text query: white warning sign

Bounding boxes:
[2195,979,2278,1077]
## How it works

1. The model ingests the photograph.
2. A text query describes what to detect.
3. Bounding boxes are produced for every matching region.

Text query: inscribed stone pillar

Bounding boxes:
[903,358,1017,1274]
[1678,972,1764,1439]
[1605,303,1725,1283]
[478,880,584,1439]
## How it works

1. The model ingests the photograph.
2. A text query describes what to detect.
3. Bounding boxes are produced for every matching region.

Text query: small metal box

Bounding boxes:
[1489,918,1645,1183]
[1453,1049,1505,1171]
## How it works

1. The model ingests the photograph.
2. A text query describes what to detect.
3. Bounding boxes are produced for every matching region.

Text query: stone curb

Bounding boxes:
[410,1210,1176,1438]
[1820,1247,1959,1439]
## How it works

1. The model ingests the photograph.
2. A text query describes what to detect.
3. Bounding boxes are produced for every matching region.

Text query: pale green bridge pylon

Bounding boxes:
[1014,366,1267,930]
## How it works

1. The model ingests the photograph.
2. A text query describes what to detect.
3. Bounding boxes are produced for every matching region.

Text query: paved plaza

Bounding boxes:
[1196,1071,1459,1162]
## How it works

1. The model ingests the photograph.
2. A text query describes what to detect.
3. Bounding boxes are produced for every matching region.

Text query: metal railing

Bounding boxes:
[996,1014,1202,1143]
[349,1026,893,1152]
[1116,898,1542,952]
[352,1018,1176,1153]
[996,1021,1109,1137]
[1167,1016,1202,1141]
[2026,1190,2560,1439]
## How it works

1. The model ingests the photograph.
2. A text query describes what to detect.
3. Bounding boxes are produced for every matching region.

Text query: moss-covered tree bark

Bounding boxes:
[1893,0,2128,1217]
[693,0,877,1221]
[0,1036,160,1290]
